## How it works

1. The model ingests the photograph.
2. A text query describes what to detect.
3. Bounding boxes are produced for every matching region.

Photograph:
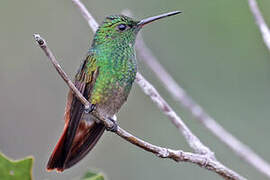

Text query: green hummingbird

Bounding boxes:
[46,11,181,172]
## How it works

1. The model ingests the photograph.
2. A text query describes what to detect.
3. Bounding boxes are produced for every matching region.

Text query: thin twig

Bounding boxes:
[33,33,245,180]
[123,8,270,179]
[135,73,213,157]
[245,1,270,176]
[136,28,270,179]
[72,0,99,32]
[33,34,91,111]
[248,0,270,51]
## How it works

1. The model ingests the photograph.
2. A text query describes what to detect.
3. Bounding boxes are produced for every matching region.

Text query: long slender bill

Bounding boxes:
[137,11,181,27]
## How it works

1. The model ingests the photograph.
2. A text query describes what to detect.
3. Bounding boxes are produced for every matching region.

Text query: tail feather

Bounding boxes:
[46,122,69,172]
[47,96,84,172]
[47,56,102,172]
[46,119,105,172]
[47,91,105,172]
[65,122,105,169]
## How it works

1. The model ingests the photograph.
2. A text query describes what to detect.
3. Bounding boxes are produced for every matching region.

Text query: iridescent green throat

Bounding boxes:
[88,15,140,104]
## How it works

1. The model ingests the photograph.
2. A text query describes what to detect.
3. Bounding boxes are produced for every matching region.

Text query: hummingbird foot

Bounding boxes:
[105,117,118,132]
[84,104,96,113]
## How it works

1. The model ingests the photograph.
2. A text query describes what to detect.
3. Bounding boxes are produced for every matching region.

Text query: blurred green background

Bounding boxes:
[1,0,270,179]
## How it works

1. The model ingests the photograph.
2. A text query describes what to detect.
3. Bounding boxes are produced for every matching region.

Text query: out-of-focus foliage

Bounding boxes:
[82,171,105,180]
[0,152,33,180]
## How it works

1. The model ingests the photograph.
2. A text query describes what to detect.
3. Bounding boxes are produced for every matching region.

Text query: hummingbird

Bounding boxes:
[46,11,181,172]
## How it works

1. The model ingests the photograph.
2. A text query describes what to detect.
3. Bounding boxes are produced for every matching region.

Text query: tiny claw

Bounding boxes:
[106,117,118,132]
[84,104,96,113]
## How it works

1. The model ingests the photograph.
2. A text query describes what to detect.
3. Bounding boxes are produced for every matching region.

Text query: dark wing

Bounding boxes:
[47,55,105,172]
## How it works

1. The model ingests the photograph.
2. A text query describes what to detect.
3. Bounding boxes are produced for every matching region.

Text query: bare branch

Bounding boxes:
[72,0,99,32]
[33,33,246,180]
[135,73,213,157]
[123,8,270,179]
[248,0,270,51]
[33,34,91,111]
[116,127,244,180]
[136,31,270,179]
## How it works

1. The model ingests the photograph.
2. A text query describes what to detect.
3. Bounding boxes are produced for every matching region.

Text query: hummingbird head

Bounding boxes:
[92,11,181,48]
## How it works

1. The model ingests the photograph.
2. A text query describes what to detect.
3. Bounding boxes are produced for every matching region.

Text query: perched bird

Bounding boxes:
[47,11,181,172]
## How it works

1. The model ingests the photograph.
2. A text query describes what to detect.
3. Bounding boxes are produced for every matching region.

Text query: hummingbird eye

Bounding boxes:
[117,24,127,31]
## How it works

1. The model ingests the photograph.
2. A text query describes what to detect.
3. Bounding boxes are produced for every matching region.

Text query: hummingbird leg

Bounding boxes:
[105,117,118,132]
[84,104,96,113]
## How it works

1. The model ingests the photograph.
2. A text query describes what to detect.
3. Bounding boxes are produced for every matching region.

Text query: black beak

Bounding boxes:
[137,11,181,28]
